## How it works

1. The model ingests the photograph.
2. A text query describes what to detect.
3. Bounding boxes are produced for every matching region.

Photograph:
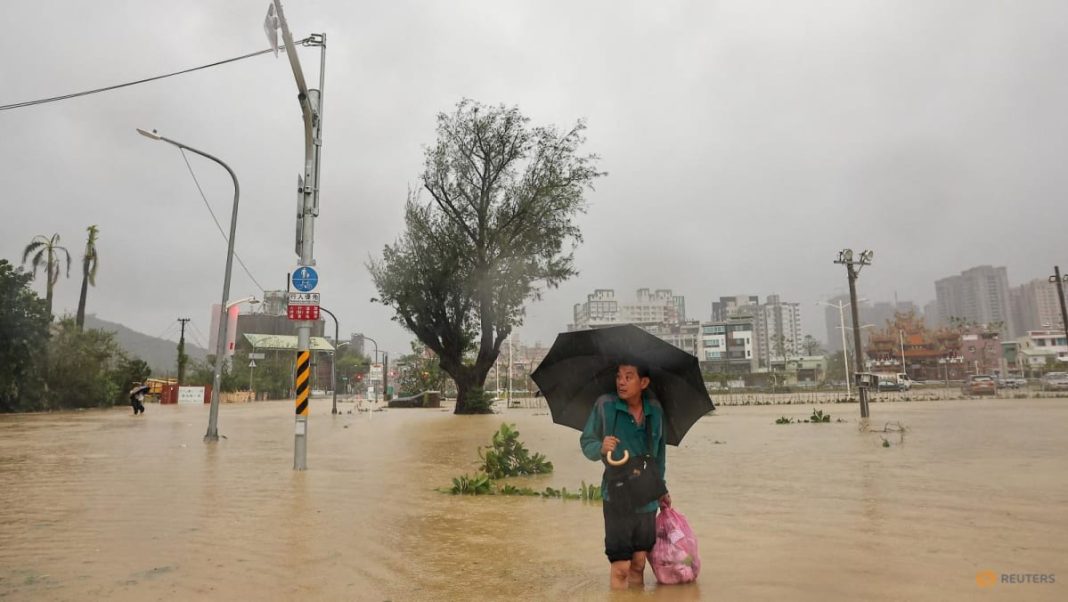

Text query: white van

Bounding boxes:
[897,373,914,391]
[874,373,913,391]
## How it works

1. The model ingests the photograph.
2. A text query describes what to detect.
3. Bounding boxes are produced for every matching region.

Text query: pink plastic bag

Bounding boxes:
[650,507,700,584]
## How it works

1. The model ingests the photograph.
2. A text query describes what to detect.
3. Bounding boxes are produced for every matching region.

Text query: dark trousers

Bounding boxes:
[603,501,656,562]
[131,398,145,414]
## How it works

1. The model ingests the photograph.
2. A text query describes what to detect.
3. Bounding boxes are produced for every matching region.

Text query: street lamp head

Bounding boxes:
[225,296,259,310]
[841,249,853,263]
[136,128,162,141]
[860,250,874,265]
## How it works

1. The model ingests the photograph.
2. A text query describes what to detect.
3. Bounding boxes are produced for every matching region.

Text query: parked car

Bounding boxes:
[997,376,1027,389]
[962,375,997,396]
[877,376,904,392]
[1040,372,1068,392]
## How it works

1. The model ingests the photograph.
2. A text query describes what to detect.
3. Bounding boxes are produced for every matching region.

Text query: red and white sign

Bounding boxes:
[287,291,320,321]
[287,304,320,321]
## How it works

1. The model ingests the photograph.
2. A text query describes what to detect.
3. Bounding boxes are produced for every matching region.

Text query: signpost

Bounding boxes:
[369,363,384,403]
[287,291,321,320]
[292,266,319,292]
[289,265,321,470]
[268,0,326,471]
[178,386,206,405]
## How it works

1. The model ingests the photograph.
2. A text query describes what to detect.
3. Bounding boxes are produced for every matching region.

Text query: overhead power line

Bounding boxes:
[178,149,266,293]
[154,320,179,340]
[188,321,209,350]
[0,39,310,112]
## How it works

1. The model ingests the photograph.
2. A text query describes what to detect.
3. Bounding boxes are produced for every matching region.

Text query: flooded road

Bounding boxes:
[1,398,1066,601]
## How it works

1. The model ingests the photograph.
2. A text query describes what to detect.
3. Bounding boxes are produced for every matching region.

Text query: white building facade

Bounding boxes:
[572,288,685,330]
[755,294,803,368]
[935,265,1013,336]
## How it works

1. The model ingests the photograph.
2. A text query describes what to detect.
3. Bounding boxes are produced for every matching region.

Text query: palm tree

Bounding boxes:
[75,225,100,330]
[21,233,71,318]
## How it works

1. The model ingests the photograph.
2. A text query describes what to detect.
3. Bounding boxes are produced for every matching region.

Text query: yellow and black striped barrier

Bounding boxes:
[295,350,310,417]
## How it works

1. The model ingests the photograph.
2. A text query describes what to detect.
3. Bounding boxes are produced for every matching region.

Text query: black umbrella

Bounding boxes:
[531,324,714,446]
[129,384,150,397]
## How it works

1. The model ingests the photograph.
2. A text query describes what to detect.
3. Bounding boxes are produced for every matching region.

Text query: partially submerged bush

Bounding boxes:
[449,473,493,495]
[479,423,553,478]
[808,409,831,423]
[442,423,597,502]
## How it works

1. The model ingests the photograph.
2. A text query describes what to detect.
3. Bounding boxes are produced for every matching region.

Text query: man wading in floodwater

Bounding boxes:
[580,363,670,590]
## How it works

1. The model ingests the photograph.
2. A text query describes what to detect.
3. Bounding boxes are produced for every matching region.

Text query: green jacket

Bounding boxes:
[580,393,667,513]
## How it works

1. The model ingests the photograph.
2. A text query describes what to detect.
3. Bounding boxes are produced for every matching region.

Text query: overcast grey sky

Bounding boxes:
[3,0,1067,355]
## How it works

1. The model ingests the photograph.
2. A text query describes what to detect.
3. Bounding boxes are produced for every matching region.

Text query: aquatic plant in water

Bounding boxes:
[808,409,831,423]
[478,423,553,478]
[443,424,599,501]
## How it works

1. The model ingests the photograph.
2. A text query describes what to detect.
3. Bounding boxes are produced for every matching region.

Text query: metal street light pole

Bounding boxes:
[383,351,390,402]
[818,300,853,399]
[899,330,907,377]
[138,128,239,442]
[834,249,874,418]
[318,306,341,414]
[358,334,379,401]
[250,345,257,397]
[360,335,379,364]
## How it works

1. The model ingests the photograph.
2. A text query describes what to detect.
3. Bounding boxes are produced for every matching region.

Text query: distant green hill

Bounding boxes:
[84,315,209,376]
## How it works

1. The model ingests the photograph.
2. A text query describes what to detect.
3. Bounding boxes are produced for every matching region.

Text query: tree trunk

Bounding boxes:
[45,257,55,319]
[76,264,89,329]
[452,364,494,414]
[453,373,476,414]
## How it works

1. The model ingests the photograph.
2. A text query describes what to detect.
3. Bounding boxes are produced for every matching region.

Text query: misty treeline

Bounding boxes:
[1,259,150,412]
[2,257,308,412]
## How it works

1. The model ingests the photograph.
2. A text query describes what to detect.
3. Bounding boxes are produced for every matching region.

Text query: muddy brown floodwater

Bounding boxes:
[1,398,1066,601]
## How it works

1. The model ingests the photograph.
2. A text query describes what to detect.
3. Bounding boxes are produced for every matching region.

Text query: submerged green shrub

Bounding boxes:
[479,423,553,478]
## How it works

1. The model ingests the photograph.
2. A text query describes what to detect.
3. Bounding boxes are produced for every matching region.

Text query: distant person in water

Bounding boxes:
[129,387,146,415]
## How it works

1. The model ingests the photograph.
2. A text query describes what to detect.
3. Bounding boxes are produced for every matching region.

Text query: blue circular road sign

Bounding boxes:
[292,266,319,292]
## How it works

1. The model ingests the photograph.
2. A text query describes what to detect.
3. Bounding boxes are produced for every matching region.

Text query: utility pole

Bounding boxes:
[271,1,325,471]
[847,263,868,417]
[834,249,874,418]
[1051,266,1068,353]
[177,318,191,386]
